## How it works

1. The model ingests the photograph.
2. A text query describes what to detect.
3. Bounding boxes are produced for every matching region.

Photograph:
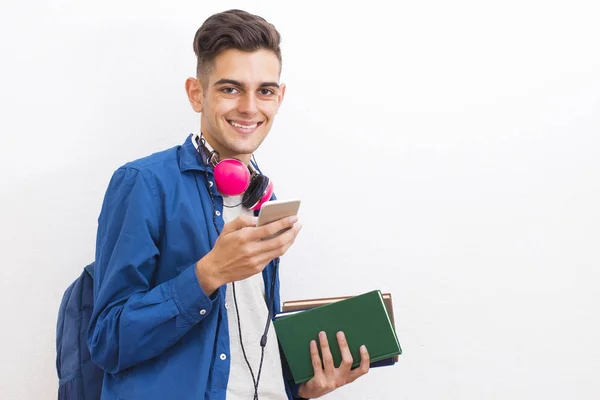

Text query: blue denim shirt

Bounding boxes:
[87,134,298,399]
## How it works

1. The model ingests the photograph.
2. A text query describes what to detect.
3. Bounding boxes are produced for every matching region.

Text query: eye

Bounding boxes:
[259,88,275,96]
[220,87,239,94]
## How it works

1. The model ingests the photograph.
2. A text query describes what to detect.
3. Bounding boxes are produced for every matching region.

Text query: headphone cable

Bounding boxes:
[196,147,278,400]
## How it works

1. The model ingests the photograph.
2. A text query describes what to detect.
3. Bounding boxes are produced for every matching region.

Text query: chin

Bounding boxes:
[217,136,254,156]
[232,142,261,156]
[225,132,267,155]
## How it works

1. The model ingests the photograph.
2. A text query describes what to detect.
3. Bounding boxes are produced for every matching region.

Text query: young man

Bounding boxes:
[87,9,370,399]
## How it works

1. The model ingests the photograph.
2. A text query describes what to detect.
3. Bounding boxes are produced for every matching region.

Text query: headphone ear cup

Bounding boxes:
[243,175,274,210]
[253,179,274,211]
[213,159,250,196]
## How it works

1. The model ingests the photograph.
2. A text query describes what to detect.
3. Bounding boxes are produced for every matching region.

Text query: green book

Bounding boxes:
[273,290,402,384]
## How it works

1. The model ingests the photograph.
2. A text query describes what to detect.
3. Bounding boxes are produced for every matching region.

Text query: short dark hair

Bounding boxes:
[193,9,282,79]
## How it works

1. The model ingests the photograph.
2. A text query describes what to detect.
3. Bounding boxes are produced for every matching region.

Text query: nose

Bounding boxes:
[237,92,258,115]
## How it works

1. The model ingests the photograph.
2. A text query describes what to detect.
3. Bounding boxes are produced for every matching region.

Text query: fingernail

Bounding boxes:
[360,345,367,353]
[289,216,298,223]
[337,331,345,340]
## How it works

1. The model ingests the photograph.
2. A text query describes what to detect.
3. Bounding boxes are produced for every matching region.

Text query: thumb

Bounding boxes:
[220,214,258,236]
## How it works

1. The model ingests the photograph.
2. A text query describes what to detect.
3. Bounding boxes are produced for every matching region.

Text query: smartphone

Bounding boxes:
[257,199,301,239]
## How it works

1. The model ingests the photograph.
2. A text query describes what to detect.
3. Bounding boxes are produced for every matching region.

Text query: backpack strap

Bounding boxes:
[84,262,95,278]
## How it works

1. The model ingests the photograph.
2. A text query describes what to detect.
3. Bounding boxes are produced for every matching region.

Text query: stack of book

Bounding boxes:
[273,290,402,384]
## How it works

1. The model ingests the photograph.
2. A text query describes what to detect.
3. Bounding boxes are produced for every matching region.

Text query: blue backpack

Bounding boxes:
[56,262,104,399]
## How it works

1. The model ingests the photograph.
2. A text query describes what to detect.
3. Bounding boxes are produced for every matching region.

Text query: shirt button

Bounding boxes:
[220,354,227,360]
[224,302,229,310]
[215,210,221,216]
[208,181,214,187]
[199,309,206,315]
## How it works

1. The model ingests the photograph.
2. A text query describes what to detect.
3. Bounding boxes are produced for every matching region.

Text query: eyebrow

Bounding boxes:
[214,78,280,89]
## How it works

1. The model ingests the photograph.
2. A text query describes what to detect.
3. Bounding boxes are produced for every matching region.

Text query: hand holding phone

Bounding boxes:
[196,199,302,294]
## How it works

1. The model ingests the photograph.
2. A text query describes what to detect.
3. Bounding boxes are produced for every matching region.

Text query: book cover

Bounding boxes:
[273,290,402,384]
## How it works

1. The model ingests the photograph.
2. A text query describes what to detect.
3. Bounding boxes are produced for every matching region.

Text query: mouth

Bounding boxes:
[227,119,264,134]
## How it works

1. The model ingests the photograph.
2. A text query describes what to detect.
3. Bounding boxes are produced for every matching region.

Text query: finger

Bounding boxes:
[347,345,370,383]
[318,331,335,375]
[220,214,257,236]
[258,221,302,252]
[309,339,324,377]
[246,215,299,241]
[245,222,299,263]
[336,331,353,374]
[245,222,301,266]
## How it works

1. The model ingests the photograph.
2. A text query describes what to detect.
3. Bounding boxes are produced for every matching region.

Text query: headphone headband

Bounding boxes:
[193,133,258,175]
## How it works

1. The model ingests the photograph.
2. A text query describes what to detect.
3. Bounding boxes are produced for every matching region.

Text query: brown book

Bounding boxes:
[281,293,399,362]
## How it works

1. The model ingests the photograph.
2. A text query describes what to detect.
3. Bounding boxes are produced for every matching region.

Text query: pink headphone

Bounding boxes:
[195,134,274,210]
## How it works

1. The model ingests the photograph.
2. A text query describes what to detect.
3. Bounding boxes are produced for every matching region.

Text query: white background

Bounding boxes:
[1,0,599,399]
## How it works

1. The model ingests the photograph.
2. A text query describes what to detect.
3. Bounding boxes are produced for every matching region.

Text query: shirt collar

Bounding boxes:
[178,133,212,173]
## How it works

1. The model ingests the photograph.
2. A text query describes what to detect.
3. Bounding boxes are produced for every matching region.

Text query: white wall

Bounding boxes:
[1,0,599,399]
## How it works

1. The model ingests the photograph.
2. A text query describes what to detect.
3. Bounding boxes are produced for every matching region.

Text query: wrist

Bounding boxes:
[296,383,310,399]
[195,254,221,296]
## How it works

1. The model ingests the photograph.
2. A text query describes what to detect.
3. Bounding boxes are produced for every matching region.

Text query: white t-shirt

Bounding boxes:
[222,194,288,400]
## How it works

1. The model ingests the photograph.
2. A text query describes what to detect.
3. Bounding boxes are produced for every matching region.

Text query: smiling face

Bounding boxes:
[186,48,286,164]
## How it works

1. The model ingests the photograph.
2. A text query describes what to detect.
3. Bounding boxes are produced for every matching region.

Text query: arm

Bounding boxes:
[87,166,217,374]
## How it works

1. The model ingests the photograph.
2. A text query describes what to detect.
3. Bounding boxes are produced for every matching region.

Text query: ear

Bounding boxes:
[276,83,287,110]
[185,77,203,113]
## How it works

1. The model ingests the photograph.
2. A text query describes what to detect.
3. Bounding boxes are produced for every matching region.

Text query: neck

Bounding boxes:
[196,132,252,166]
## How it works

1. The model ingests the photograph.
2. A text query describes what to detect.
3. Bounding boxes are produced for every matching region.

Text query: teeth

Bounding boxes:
[229,120,258,129]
